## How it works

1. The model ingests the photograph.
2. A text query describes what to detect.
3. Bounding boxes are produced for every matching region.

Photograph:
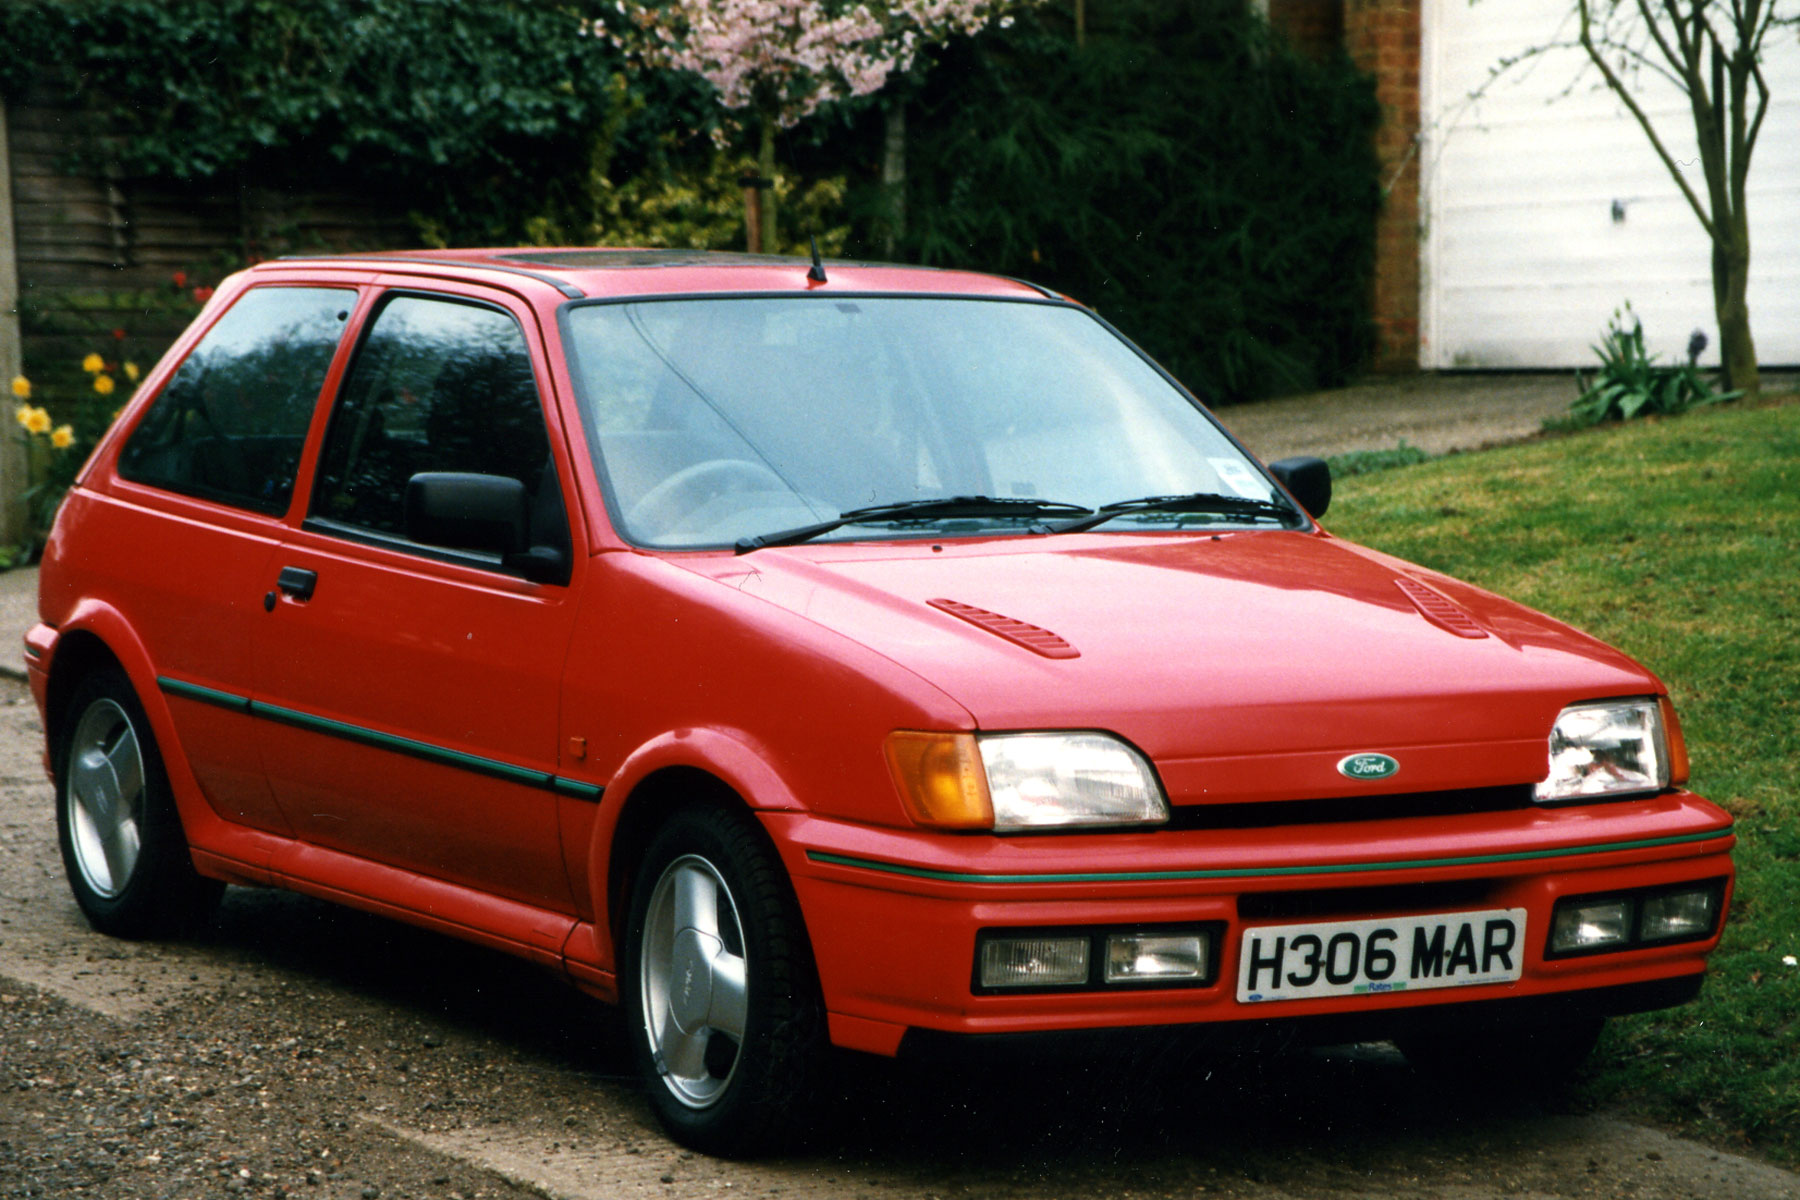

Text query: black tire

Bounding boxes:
[621,802,827,1157]
[54,668,223,939]
[1396,1017,1605,1092]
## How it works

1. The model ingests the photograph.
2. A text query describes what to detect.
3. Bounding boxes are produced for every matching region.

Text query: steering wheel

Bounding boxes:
[627,458,791,537]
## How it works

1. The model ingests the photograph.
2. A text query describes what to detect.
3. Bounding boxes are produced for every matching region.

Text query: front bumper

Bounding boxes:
[766,791,1734,1057]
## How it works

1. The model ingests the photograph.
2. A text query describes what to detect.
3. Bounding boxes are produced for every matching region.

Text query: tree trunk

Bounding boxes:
[758,118,778,256]
[1714,226,1760,398]
[881,103,906,260]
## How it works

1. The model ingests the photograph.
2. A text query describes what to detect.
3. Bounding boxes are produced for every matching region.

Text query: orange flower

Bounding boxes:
[23,407,50,435]
[172,270,189,289]
[94,374,116,396]
[82,353,105,374]
[50,425,74,450]
[9,376,27,400]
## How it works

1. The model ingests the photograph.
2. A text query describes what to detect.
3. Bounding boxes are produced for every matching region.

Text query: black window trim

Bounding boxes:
[303,288,574,583]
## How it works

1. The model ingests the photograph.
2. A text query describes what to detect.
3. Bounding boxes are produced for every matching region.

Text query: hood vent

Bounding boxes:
[1395,578,1488,639]
[928,598,1080,659]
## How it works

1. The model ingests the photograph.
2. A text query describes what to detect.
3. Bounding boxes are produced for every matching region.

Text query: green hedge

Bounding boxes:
[898,1,1381,402]
[0,0,661,241]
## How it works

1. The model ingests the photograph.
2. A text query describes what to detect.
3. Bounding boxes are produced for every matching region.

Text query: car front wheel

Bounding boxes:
[56,668,223,938]
[623,802,826,1157]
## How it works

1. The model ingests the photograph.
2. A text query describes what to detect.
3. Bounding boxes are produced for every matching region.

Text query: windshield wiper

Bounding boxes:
[734,495,1094,554]
[1045,491,1297,535]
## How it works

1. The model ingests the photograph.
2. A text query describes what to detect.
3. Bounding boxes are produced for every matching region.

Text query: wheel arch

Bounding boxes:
[37,602,222,851]
[41,603,168,768]
[603,766,744,954]
[42,628,128,760]
[590,728,810,969]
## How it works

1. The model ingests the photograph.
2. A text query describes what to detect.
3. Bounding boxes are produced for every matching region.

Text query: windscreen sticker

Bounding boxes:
[1209,457,1266,499]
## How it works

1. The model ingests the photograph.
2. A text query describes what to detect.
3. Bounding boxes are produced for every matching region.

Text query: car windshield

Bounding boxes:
[564,296,1294,548]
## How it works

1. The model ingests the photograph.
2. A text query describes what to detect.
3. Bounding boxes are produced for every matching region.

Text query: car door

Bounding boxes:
[251,286,582,926]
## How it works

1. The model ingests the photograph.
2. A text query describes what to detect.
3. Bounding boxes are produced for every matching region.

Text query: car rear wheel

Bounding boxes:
[623,802,826,1157]
[56,668,222,938]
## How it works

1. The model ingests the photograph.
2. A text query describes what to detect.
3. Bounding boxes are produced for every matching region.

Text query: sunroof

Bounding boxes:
[495,249,903,270]
[497,249,815,269]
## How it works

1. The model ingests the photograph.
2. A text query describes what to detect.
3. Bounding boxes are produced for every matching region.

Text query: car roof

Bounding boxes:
[257,247,1061,303]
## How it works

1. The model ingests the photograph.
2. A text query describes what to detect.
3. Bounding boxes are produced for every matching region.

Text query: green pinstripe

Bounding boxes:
[157,676,603,802]
[806,827,1732,885]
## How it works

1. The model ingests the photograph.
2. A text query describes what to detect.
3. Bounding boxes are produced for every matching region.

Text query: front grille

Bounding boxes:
[1165,784,1534,832]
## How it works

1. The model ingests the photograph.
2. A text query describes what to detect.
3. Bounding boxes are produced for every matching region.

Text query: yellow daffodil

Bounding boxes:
[50,425,74,450]
[24,407,51,435]
[14,404,33,428]
[124,362,140,382]
[82,353,105,374]
[9,376,28,400]
[94,374,116,396]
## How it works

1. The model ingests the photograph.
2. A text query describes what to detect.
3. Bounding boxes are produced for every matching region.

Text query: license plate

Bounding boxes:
[1236,908,1526,1004]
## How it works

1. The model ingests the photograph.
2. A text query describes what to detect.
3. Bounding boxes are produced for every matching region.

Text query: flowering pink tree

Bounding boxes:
[597,0,1024,251]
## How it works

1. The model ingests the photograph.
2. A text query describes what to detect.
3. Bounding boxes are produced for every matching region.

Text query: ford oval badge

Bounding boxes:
[1337,752,1399,781]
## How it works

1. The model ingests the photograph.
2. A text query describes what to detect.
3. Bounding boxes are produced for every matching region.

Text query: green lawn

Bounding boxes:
[1325,396,1800,1162]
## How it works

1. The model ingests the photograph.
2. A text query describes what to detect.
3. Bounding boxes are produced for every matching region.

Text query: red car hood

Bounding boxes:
[679,530,1658,804]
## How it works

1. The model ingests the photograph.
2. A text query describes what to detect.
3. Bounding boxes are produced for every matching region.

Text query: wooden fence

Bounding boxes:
[0,85,414,543]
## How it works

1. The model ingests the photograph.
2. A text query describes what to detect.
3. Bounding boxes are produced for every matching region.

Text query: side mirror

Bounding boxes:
[405,472,567,584]
[406,472,529,555]
[1268,456,1331,520]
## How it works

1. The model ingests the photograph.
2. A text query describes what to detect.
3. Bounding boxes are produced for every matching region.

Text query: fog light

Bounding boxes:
[1551,898,1633,954]
[1641,887,1719,942]
[1105,932,1208,983]
[979,936,1089,989]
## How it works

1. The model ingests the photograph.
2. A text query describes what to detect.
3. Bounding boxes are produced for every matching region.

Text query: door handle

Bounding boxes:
[276,566,318,602]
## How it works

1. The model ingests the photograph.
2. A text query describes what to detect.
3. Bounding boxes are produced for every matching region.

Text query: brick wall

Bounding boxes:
[1342,0,1421,372]
[1267,0,1344,61]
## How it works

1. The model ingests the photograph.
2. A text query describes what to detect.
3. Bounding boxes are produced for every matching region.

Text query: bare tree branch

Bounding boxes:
[1581,0,1718,235]
[1745,52,1770,157]
[1638,0,1692,74]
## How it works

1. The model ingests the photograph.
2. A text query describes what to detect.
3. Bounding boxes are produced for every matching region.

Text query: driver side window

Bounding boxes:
[310,294,569,566]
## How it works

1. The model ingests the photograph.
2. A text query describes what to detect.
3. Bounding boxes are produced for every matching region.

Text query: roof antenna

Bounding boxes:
[807,234,828,284]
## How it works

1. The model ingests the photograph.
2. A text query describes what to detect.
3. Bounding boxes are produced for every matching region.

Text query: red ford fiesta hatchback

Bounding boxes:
[30,249,1733,1155]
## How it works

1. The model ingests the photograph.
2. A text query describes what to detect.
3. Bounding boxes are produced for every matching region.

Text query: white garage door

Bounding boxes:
[1421,5,1800,369]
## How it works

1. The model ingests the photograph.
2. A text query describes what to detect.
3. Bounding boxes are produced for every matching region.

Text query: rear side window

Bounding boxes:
[117,287,353,514]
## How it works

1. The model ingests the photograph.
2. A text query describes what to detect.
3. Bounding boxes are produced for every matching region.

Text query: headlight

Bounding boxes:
[1534,698,1671,803]
[886,730,1169,831]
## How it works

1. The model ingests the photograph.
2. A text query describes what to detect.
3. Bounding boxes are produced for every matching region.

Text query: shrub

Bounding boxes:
[1570,304,1740,426]
[1327,440,1432,479]
[896,0,1381,402]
